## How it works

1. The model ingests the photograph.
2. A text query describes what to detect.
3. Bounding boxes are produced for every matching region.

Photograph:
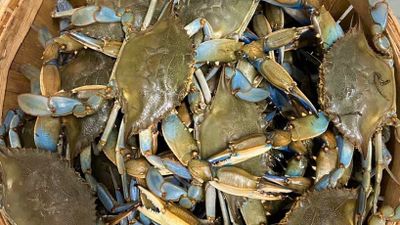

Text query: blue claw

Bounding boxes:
[195,39,243,63]
[370,2,388,31]
[146,167,164,197]
[314,137,354,190]
[50,96,84,116]
[235,88,271,102]
[71,6,120,26]
[97,183,117,212]
[34,116,61,152]
[188,185,204,202]
[162,159,192,180]
[288,111,330,141]
[231,68,253,92]
[161,182,187,201]
[97,183,135,213]
[240,30,259,44]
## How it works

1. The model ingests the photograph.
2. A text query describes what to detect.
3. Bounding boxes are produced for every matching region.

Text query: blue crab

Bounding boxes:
[315,0,400,223]
[0,148,95,225]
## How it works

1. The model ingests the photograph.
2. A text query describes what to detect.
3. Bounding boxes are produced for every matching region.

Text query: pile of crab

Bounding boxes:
[1,0,400,224]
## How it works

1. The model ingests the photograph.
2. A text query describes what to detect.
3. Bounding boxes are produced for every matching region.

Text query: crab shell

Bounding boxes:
[113,14,194,135]
[281,189,357,225]
[0,148,96,225]
[319,28,395,154]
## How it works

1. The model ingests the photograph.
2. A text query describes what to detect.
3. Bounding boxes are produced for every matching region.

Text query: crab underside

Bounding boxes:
[282,189,357,225]
[0,148,96,225]
[114,15,194,135]
[319,28,395,153]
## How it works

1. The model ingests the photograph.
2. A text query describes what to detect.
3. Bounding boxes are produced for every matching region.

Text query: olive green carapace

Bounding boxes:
[0,148,95,225]
[282,189,357,225]
[114,15,194,135]
[199,71,263,160]
[180,0,258,38]
[319,28,396,154]
[60,50,114,91]
[62,101,112,159]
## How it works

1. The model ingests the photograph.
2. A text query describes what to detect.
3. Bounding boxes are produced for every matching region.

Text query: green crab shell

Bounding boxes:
[281,189,357,225]
[0,148,96,225]
[319,28,395,153]
[180,0,258,39]
[114,15,194,135]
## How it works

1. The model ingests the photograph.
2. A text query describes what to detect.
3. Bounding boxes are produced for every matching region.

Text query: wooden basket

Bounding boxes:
[0,0,399,225]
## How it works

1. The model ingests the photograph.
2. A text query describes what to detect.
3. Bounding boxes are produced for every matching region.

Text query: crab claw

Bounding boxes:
[68,31,121,58]
[207,134,272,167]
[34,116,61,152]
[287,111,330,141]
[208,180,290,201]
[18,94,85,117]
[195,39,243,63]
[263,174,311,193]
[68,6,120,26]
[138,186,200,225]
[254,57,318,114]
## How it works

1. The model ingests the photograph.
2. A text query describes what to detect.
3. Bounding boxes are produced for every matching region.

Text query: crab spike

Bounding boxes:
[254,57,317,114]
[68,31,121,58]
[195,39,243,63]
[34,116,61,152]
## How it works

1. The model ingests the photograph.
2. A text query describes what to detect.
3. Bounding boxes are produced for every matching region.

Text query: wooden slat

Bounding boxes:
[0,0,43,119]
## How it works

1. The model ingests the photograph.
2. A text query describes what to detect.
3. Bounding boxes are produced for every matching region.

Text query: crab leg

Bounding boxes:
[314,136,354,190]
[205,184,216,222]
[184,18,214,40]
[53,5,121,26]
[373,129,383,213]
[348,0,391,55]
[224,66,271,103]
[98,100,121,149]
[253,57,317,114]
[68,31,121,58]
[115,118,129,200]
[97,183,136,213]
[80,146,98,191]
[194,68,212,104]
[217,190,230,225]
[146,167,195,209]
[141,0,158,31]
[356,140,373,225]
